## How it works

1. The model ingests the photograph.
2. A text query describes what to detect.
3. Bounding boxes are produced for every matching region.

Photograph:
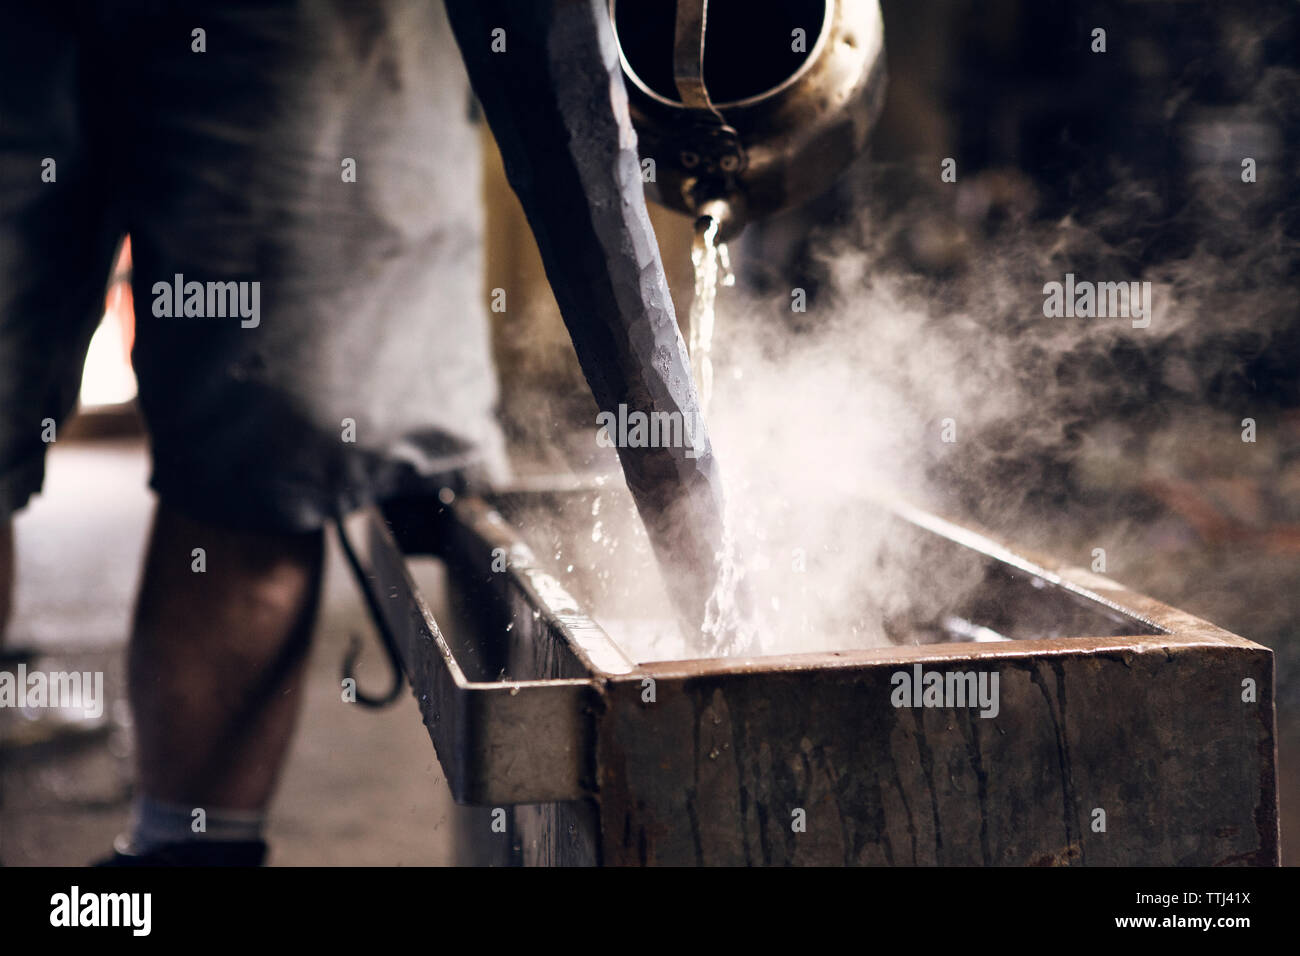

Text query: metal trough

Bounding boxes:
[342,487,1279,866]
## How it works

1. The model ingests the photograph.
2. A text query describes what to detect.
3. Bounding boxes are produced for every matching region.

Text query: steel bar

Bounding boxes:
[443,0,729,638]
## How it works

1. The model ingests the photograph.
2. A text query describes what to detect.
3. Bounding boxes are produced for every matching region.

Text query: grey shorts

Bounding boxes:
[0,0,504,532]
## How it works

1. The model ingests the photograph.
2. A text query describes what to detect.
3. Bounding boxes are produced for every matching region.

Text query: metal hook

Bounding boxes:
[336,518,405,709]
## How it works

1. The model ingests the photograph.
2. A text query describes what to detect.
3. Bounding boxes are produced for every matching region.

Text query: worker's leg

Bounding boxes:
[109,1,502,860]
[128,504,323,811]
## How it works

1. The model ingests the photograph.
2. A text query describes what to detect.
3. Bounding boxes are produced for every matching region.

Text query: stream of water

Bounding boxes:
[687,215,735,417]
[686,214,754,654]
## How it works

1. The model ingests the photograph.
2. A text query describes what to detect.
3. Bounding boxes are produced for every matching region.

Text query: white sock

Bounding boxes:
[127,795,265,853]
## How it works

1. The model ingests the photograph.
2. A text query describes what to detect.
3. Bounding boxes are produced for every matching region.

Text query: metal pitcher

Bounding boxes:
[610,0,886,238]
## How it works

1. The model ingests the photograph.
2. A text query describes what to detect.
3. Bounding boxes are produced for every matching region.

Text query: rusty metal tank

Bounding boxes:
[345,486,1280,866]
[610,0,888,238]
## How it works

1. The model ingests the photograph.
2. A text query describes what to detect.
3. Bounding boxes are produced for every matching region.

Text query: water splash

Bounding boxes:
[700,525,758,656]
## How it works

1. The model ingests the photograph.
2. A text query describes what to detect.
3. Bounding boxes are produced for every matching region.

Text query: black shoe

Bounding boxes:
[95,837,268,867]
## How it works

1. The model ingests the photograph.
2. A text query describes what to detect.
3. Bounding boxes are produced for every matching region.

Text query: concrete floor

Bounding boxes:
[0,436,482,866]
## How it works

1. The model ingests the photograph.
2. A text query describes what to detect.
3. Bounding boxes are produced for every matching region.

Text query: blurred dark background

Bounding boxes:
[743,0,1300,860]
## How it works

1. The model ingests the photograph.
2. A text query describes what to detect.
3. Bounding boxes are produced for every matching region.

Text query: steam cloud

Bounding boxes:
[499,63,1299,663]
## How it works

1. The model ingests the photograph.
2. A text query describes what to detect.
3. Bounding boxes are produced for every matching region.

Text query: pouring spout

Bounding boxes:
[694,197,734,238]
[690,190,746,241]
